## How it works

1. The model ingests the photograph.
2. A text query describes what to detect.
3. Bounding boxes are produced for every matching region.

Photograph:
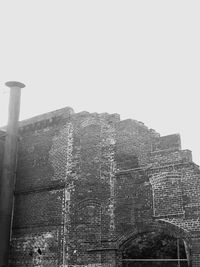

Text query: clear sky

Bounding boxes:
[0,1,200,164]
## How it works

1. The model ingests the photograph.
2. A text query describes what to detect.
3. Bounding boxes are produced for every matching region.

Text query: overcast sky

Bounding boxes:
[0,1,200,164]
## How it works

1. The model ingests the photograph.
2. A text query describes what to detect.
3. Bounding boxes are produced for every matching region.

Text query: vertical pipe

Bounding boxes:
[0,81,25,267]
[177,238,180,267]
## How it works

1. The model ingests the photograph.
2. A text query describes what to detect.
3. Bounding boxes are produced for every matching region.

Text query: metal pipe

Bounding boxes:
[177,238,180,267]
[0,81,25,267]
[122,259,188,262]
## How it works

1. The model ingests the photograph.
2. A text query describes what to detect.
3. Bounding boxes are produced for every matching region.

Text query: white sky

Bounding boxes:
[0,1,200,164]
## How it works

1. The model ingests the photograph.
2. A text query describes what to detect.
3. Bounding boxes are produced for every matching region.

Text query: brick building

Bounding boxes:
[0,106,200,266]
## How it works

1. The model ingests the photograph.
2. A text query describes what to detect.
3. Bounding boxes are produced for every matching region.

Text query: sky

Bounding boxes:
[0,1,200,164]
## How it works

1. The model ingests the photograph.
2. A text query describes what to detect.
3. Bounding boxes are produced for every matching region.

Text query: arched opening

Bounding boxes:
[121,231,190,267]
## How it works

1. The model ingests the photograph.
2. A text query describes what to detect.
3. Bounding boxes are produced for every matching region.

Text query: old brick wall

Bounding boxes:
[116,137,200,266]
[10,109,120,266]
[6,107,200,266]
[115,119,158,169]
[11,108,74,266]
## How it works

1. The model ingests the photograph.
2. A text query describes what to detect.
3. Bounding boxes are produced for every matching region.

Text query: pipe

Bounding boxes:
[0,81,25,267]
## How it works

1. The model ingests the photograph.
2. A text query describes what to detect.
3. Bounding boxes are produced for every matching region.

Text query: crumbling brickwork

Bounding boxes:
[0,107,200,266]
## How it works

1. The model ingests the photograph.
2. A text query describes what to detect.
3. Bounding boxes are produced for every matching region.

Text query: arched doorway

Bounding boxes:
[118,221,191,267]
[121,231,189,266]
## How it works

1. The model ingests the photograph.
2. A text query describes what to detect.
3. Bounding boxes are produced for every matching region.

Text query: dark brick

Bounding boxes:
[0,108,199,266]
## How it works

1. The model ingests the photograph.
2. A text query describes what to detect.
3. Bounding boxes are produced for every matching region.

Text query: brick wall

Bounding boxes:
[3,108,200,266]
[150,171,184,217]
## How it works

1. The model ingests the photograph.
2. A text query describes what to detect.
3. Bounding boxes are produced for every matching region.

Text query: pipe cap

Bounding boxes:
[5,81,25,88]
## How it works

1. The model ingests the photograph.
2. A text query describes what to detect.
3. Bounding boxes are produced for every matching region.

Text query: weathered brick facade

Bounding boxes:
[0,106,200,266]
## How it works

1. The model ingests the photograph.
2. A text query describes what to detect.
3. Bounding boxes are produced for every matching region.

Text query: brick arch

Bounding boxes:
[72,198,102,265]
[72,118,103,136]
[117,219,191,249]
[75,198,102,210]
[79,119,102,129]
